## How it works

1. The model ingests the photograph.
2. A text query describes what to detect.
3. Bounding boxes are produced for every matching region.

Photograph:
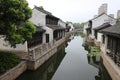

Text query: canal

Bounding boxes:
[16,33,112,80]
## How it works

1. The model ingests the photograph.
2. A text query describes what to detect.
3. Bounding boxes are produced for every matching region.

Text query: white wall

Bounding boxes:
[58,20,66,28]
[91,14,116,42]
[0,35,28,52]
[68,23,74,31]
[43,26,53,42]
[29,9,46,26]
[30,8,55,43]
[83,22,89,34]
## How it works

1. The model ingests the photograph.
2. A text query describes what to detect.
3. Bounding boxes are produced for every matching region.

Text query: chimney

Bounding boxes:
[98,3,107,15]
[117,10,120,19]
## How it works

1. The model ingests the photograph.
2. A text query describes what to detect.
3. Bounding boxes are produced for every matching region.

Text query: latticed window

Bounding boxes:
[107,35,120,55]
[116,38,120,56]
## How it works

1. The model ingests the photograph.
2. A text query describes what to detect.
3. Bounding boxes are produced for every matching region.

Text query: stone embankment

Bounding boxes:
[0,31,76,80]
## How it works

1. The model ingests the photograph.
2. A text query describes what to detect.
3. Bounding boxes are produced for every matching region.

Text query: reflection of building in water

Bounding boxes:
[87,55,100,68]
[69,33,75,40]
[87,55,112,80]
[66,33,75,44]
[83,40,112,80]
[97,61,112,80]
[82,39,94,53]
[16,44,66,80]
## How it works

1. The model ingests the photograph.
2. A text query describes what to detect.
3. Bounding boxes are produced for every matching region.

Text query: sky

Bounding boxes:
[27,0,120,23]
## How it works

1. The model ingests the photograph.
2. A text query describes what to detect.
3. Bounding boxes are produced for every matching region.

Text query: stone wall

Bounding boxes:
[0,61,27,80]
[0,31,75,80]
[27,31,73,70]
[101,51,120,80]
[27,47,57,70]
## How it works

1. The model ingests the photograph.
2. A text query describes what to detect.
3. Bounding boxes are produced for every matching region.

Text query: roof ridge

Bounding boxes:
[34,6,52,15]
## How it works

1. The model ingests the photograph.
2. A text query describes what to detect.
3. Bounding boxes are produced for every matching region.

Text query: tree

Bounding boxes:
[0,0,36,47]
[73,23,84,29]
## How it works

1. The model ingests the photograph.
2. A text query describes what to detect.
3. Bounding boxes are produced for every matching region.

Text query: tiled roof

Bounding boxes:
[91,13,116,21]
[34,6,59,20]
[47,25,65,31]
[34,6,52,15]
[93,22,111,31]
[35,25,46,33]
[99,22,120,38]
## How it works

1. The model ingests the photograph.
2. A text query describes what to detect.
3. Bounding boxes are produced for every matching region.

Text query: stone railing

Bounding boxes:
[28,40,55,60]
[27,31,75,61]
[106,49,120,67]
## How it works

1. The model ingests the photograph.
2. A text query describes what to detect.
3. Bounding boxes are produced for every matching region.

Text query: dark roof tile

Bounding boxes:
[34,6,59,20]
[93,22,111,31]
[35,25,46,33]
[99,22,120,38]
[47,25,65,31]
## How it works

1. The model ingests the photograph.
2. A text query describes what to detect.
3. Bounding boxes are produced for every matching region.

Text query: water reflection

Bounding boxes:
[84,41,112,80]
[16,44,66,80]
[16,34,112,80]
[52,36,98,80]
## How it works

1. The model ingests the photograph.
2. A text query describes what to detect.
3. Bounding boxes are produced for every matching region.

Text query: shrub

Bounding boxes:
[0,51,20,74]
[88,46,100,57]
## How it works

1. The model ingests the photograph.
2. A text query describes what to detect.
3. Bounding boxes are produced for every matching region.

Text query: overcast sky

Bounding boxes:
[27,0,120,23]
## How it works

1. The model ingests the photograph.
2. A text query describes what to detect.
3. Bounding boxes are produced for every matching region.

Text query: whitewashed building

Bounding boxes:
[99,22,120,80]
[83,22,89,35]
[29,6,65,42]
[58,19,66,28]
[84,3,116,45]
[67,22,75,31]
[0,6,65,53]
[84,13,116,45]
[0,37,28,52]
[93,13,116,46]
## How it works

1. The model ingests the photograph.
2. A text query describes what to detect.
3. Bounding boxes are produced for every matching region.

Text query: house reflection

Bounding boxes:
[87,55,100,69]
[16,44,66,80]
[83,41,112,80]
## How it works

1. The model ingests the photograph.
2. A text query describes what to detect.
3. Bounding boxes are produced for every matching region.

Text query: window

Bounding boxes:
[94,31,97,39]
[102,35,105,44]
[46,34,49,43]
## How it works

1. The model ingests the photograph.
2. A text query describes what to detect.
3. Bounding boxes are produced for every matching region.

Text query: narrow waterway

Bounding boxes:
[16,33,111,80]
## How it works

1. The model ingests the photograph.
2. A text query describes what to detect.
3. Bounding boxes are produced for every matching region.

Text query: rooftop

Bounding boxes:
[99,22,120,38]
[47,24,65,31]
[34,6,59,20]
[35,25,46,33]
[93,22,111,31]
[89,13,116,21]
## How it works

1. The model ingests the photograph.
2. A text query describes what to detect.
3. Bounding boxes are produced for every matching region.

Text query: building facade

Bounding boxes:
[99,22,120,80]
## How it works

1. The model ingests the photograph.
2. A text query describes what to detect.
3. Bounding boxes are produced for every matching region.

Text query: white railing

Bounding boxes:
[28,40,55,60]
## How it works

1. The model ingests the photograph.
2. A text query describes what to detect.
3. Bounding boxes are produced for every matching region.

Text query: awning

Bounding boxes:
[47,25,65,31]
[35,25,46,33]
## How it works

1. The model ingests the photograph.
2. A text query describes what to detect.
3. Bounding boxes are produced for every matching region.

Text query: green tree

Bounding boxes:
[73,23,84,29]
[0,0,36,47]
